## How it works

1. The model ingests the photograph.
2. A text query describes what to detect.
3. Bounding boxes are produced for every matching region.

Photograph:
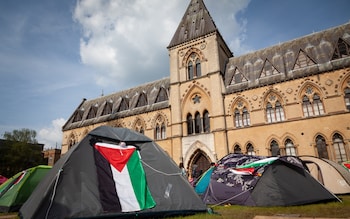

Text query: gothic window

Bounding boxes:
[265,93,285,123]
[285,139,297,156]
[188,61,193,79]
[136,92,147,107]
[134,119,144,134]
[234,101,250,128]
[196,59,201,77]
[234,108,242,127]
[118,98,129,112]
[101,100,113,116]
[316,135,329,159]
[155,87,168,103]
[234,145,242,154]
[187,113,193,135]
[246,143,255,155]
[302,86,324,117]
[161,123,166,139]
[332,133,348,163]
[344,87,350,110]
[87,104,98,119]
[275,101,285,121]
[195,112,202,134]
[332,38,350,60]
[302,95,313,117]
[73,109,84,122]
[293,50,316,70]
[187,53,201,79]
[203,110,210,133]
[155,125,161,140]
[270,140,280,156]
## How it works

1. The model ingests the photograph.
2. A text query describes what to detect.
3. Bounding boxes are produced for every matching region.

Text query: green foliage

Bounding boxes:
[0,129,46,177]
[3,128,38,144]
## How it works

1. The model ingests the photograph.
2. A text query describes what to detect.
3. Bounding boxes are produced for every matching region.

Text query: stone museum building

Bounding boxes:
[61,0,350,176]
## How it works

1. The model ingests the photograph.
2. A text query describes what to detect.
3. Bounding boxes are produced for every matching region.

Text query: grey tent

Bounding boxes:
[299,155,350,194]
[19,126,206,219]
[202,154,340,206]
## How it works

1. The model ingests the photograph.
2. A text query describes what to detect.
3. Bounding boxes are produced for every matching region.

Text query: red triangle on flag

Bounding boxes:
[95,143,136,172]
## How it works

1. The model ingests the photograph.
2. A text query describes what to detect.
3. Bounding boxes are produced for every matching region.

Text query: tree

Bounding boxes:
[1,128,46,177]
[3,128,38,144]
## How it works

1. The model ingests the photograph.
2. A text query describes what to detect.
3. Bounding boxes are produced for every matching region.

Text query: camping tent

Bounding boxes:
[0,165,51,212]
[19,126,207,219]
[202,154,339,207]
[0,176,7,185]
[299,156,350,194]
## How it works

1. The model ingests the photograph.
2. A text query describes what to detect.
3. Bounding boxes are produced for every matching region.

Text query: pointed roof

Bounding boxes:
[168,0,218,48]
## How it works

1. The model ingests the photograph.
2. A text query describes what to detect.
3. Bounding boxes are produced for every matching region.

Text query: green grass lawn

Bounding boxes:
[173,195,350,219]
[1,195,350,219]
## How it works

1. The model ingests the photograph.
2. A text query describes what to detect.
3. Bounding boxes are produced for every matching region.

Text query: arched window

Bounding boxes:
[266,101,284,123]
[270,140,280,156]
[187,114,193,135]
[187,53,201,80]
[234,145,242,154]
[302,86,324,117]
[302,95,313,117]
[332,133,347,163]
[195,112,202,134]
[155,125,161,140]
[195,59,201,77]
[345,87,350,110]
[234,108,242,127]
[188,61,193,79]
[202,110,210,132]
[266,103,275,123]
[246,143,255,155]
[316,135,328,159]
[161,123,166,139]
[285,139,297,156]
[313,94,324,115]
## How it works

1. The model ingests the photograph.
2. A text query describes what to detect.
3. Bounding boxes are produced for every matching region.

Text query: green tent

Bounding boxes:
[0,165,51,212]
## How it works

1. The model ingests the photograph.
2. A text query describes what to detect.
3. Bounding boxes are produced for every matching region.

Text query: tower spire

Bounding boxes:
[168,0,218,48]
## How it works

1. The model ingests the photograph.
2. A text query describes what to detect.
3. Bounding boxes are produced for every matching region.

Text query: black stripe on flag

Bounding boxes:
[93,147,122,212]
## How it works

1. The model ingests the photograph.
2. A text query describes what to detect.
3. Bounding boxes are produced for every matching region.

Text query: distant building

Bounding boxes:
[43,149,61,166]
[61,0,350,176]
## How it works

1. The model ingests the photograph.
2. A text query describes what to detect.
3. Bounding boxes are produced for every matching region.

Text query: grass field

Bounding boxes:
[1,196,350,219]
[173,195,350,219]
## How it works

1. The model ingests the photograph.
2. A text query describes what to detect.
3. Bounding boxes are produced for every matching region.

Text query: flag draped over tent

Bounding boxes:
[94,142,155,212]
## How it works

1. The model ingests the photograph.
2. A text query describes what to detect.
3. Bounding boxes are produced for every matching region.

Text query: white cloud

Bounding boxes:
[38,118,66,149]
[72,0,251,90]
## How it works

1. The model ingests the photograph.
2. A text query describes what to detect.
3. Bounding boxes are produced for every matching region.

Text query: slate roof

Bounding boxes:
[168,0,218,48]
[225,22,350,94]
[63,78,170,130]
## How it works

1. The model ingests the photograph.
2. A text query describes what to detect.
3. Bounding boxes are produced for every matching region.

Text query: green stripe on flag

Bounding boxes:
[127,151,156,210]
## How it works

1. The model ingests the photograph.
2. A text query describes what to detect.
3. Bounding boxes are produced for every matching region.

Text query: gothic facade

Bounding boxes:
[62,0,350,177]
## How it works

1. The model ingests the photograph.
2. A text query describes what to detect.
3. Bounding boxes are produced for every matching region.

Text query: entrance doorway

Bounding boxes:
[187,149,211,179]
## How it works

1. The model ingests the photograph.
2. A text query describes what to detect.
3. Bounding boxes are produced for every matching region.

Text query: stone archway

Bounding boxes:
[187,149,211,179]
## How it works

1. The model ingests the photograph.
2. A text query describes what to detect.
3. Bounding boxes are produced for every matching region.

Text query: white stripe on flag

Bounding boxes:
[111,164,141,212]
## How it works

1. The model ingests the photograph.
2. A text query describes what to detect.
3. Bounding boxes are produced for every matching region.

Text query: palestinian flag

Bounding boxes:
[237,157,278,169]
[94,142,156,213]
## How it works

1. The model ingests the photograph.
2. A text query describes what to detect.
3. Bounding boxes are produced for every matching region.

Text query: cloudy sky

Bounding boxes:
[0,0,349,149]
